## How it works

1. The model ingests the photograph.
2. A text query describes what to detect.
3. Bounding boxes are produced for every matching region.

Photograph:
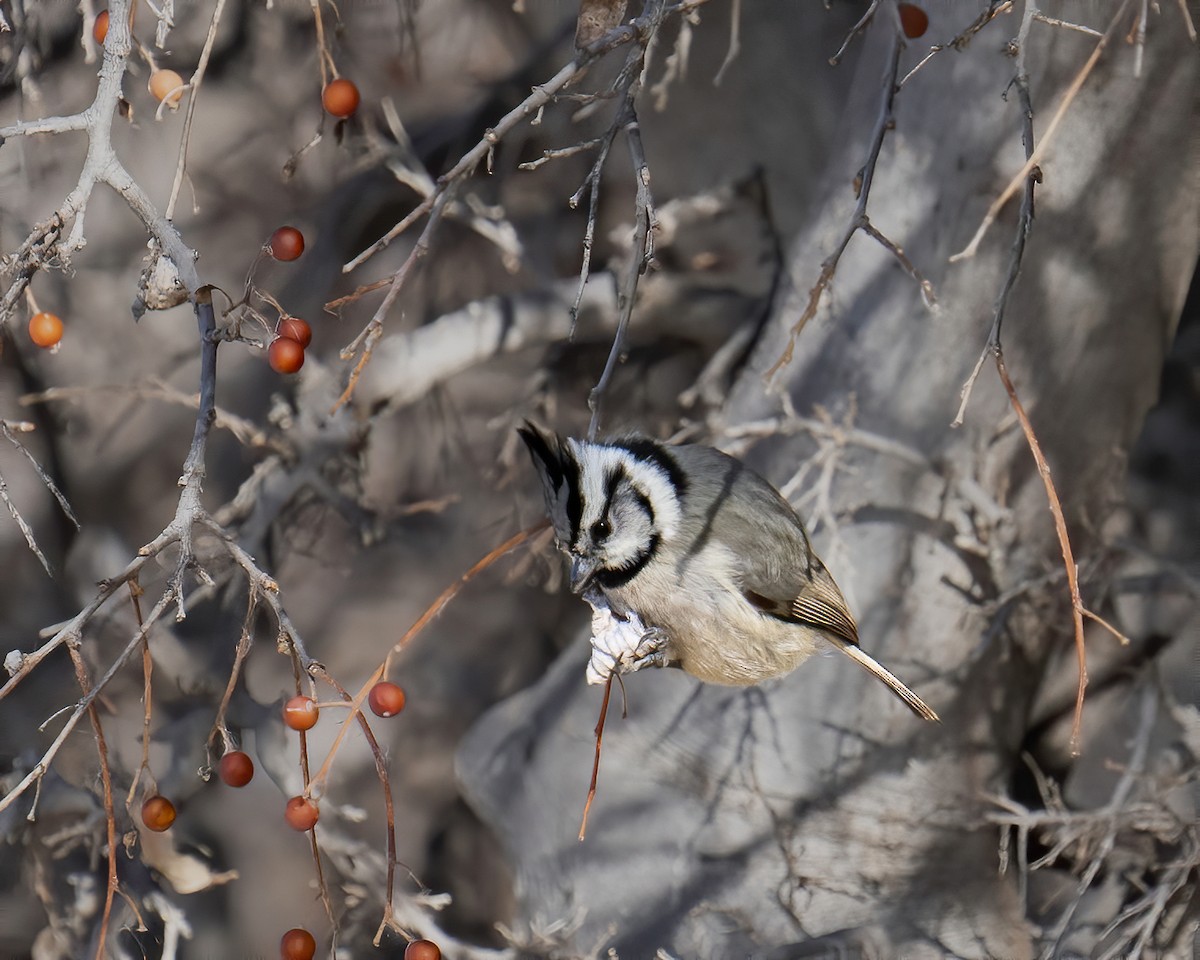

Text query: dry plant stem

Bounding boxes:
[568,123,620,336]
[332,9,671,408]
[898,1,1014,89]
[995,352,1088,755]
[953,2,1037,428]
[22,379,281,453]
[950,0,1134,262]
[1041,683,1158,957]
[724,411,931,471]
[579,673,615,841]
[207,589,259,761]
[829,0,880,66]
[332,190,452,411]
[123,580,154,808]
[587,93,657,439]
[309,0,337,83]
[342,16,645,273]
[1175,0,1198,41]
[712,0,742,85]
[1,418,79,529]
[304,522,549,799]
[1031,12,1103,39]
[63,637,118,960]
[0,588,175,818]
[765,21,905,380]
[313,669,404,946]
[0,465,53,576]
[164,0,228,219]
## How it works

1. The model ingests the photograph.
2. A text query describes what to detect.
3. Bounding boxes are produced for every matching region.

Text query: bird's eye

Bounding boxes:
[591,518,612,541]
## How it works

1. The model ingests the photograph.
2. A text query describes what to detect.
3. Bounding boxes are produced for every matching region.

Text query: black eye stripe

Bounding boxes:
[611,438,688,500]
[595,533,659,589]
[565,454,583,548]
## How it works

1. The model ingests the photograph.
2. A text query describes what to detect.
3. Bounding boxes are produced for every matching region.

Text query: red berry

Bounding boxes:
[269,226,305,261]
[898,3,928,39]
[269,336,306,374]
[28,311,64,348]
[405,939,442,960]
[280,927,317,960]
[278,317,313,349]
[284,796,319,831]
[368,681,406,718]
[141,795,177,832]
[93,10,110,44]
[150,68,185,107]
[218,750,254,787]
[322,78,360,119]
[282,695,319,731]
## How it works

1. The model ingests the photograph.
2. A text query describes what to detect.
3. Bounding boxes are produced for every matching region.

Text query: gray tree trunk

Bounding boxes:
[458,3,1200,957]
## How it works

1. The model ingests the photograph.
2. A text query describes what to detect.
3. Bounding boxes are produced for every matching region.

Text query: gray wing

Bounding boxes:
[671,444,860,647]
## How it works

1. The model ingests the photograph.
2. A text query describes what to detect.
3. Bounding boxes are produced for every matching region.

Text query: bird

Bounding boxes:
[518,422,939,722]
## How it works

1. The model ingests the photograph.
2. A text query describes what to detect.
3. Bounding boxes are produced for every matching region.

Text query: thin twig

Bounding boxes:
[899,1,1014,89]
[62,634,119,960]
[950,0,1134,263]
[1041,683,1159,957]
[953,2,1038,427]
[829,0,880,66]
[579,673,615,841]
[765,17,905,380]
[587,87,658,438]
[304,523,548,797]
[994,353,1088,755]
[330,8,672,409]
[164,0,228,219]
[1,419,80,529]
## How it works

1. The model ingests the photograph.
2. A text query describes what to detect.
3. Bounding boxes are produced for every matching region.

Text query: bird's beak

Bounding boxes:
[569,555,597,595]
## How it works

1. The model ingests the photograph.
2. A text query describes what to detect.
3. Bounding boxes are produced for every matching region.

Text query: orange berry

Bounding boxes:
[405,939,442,960]
[269,226,305,262]
[93,10,110,44]
[282,695,319,731]
[898,3,928,39]
[269,336,306,375]
[280,927,317,960]
[28,311,64,348]
[278,317,312,349]
[322,78,360,119]
[141,795,177,832]
[149,68,185,107]
[218,750,254,787]
[368,681,406,718]
[284,796,319,831]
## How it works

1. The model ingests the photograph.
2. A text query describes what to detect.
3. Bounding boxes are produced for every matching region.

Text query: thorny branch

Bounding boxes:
[766,6,935,380]
[329,8,673,411]
[952,0,1133,754]
[988,685,1173,957]
[586,8,663,439]
[949,0,1136,263]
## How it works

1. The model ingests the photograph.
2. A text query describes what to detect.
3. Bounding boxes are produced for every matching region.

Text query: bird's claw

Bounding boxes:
[584,597,671,685]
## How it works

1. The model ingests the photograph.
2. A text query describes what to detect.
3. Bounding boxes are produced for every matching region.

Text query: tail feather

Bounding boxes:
[829,637,940,723]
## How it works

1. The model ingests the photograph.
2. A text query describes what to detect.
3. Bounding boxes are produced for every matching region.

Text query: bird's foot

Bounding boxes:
[584,596,671,685]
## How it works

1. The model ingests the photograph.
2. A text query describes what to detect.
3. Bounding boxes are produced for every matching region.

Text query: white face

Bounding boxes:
[567,440,682,586]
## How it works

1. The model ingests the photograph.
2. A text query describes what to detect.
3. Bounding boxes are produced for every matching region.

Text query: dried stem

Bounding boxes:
[994,353,1088,754]
[579,673,615,841]
[766,14,912,380]
[950,0,1134,262]
[304,523,547,804]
